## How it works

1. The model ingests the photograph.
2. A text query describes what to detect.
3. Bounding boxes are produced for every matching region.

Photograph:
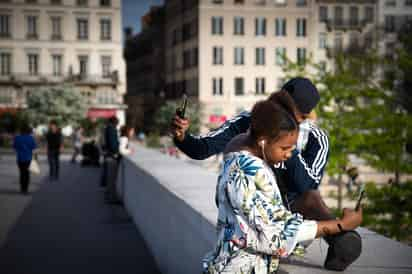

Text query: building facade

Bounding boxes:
[124,6,165,131]
[125,0,410,131]
[0,0,126,124]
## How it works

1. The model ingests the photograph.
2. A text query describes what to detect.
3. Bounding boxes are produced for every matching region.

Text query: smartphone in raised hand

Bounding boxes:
[355,184,365,211]
[176,94,188,119]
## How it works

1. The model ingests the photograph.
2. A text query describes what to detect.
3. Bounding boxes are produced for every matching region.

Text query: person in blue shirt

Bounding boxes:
[13,123,37,194]
[171,78,362,271]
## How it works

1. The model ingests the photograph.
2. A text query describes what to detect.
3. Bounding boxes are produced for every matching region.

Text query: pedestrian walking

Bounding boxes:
[13,123,37,194]
[46,120,63,181]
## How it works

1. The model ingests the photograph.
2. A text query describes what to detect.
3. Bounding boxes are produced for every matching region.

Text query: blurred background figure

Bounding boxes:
[46,120,63,181]
[13,123,37,194]
[71,126,84,164]
[119,125,134,156]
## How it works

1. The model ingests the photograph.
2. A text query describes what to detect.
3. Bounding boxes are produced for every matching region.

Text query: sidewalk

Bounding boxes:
[0,155,160,274]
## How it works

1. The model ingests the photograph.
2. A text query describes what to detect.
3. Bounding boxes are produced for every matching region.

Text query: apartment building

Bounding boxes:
[163,0,317,129]
[0,0,126,124]
[124,6,165,130]
[379,0,412,56]
[313,0,378,62]
[125,0,410,131]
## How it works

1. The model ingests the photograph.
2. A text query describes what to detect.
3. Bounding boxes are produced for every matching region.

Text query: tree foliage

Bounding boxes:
[282,48,412,242]
[26,85,86,127]
[363,181,412,243]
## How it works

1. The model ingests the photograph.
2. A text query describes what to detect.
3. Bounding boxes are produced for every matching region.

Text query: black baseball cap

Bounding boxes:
[282,77,320,114]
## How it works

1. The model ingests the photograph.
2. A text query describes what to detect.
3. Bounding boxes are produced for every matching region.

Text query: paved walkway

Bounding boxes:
[0,154,160,274]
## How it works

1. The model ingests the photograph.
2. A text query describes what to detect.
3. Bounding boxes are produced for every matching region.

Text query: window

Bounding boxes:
[52,54,62,76]
[101,56,111,78]
[183,48,198,68]
[349,32,359,48]
[255,47,265,65]
[212,0,223,3]
[334,33,343,51]
[212,77,223,95]
[319,32,327,49]
[296,47,306,65]
[28,53,38,75]
[51,17,62,40]
[275,18,286,36]
[0,15,10,38]
[234,0,244,4]
[212,17,223,35]
[255,77,265,94]
[77,0,88,6]
[406,0,412,6]
[98,90,116,104]
[213,47,223,65]
[334,6,343,26]
[350,6,359,26]
[385,0,396,7]
[78,55,88,78]
[296,18,306,37]
[172,28,181,45]
[100,0,111,6]
[296,0,306,7]
[365,6,374,23]
[0,52,11,75]
[26,0,37,3]
[275,47,286,65]
[234,77,244,95]
[0,89,13,104]
[234,47,244,65]
[50,0,61,4]
[385,15,395,32]
[100,19,111,40]
[234,16,244,35]
[255,17,266,36]
[27,16,38,39]
[77,19,88,40]
[319,6,328,22]
[182,23,191,41]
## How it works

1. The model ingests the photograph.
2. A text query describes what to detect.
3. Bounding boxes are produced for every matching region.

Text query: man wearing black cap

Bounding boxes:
[170,77,362,271]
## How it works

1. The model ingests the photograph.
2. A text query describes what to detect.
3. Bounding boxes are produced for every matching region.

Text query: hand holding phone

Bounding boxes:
[176,94,187,119]
[355,184,365,211]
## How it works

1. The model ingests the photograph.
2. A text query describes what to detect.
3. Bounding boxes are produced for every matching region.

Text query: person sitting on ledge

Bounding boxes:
[202,93,363,273]
[172,78,362,271]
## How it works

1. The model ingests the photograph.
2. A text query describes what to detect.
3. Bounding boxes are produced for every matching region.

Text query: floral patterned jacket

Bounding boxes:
[203,151,316,274]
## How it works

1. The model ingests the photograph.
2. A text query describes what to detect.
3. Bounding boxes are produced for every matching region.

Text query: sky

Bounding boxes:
[122,0,164,35]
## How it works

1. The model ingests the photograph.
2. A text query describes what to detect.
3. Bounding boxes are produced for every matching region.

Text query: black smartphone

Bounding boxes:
[355,185,365,211]
[176,95,188,119]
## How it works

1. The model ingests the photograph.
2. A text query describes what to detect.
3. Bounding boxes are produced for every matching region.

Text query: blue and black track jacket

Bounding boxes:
[174,111,329,202]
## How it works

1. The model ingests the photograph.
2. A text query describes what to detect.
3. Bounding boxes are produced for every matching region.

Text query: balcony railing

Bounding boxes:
[0,72,119,85]
[323,19,373,32]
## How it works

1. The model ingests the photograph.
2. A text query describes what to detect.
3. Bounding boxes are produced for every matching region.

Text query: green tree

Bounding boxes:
[0,111,29,134]
[282,51,412,241]
[153,99,201,135]
[26,85,86,127]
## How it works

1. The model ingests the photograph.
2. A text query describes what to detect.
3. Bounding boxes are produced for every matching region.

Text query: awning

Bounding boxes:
[209,114,227,124]
[87,108,116,119]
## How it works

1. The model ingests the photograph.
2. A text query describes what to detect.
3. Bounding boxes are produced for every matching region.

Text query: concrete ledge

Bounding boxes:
[119,143,412,274]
